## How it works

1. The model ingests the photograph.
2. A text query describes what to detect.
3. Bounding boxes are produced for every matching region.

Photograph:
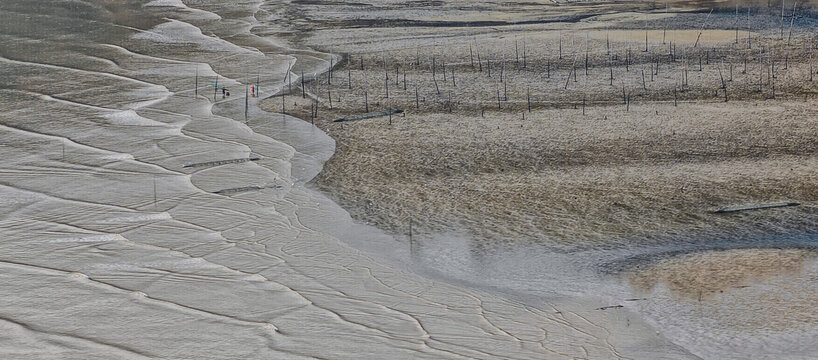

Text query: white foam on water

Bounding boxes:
[144,0,222,20]
[49,234,125,244]
[99,212,172,224]
[97,153,136,161]
[132,20,255,54]
[102,109,181,135]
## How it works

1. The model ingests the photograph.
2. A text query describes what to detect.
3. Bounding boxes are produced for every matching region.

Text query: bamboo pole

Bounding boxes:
[787,1,797,46]
[515,40,520,68]
[527,86,531,112]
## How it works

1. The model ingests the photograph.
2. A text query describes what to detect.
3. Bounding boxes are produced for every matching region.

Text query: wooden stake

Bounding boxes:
[409,216,413,251]
[626,49,630,71]
[693,9,713,48]
[478,51,482,72]
[565,67,573,90]
[547,59,551,78]
[626,93,631,111]
[781,0,786,39]
[747,8,752,49]
[674,86,678,106]
[645,30,648,52]
[515,40,520,68]
[718,62,725,89]
[585,32,590,76]
[788,1,797,46]
[527,86,531,112]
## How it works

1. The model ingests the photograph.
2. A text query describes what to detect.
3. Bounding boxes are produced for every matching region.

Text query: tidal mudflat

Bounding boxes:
[264,0,818,358]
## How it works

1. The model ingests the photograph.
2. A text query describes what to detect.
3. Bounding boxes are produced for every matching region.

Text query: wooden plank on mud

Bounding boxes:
[183,157,261,168]
[713,201,800,214]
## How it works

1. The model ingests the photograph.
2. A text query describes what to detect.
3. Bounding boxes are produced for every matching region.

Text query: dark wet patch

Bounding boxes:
[599,232,818,275]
